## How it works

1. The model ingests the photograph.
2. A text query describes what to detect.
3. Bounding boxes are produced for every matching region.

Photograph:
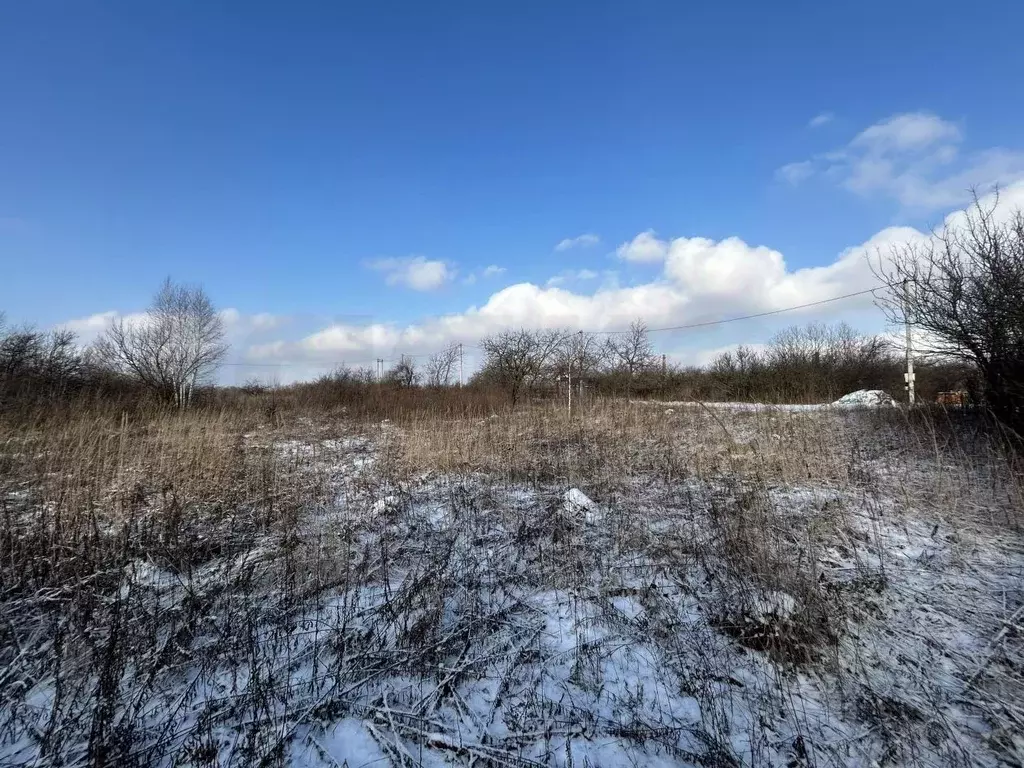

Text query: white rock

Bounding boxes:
[562,488,600,523]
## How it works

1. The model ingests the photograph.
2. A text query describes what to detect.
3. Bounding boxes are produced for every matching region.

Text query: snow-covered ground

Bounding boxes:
[644,388,900,411]
[2,405,1021,767]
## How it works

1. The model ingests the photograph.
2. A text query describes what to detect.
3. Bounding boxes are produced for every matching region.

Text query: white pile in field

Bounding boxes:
[562,487,601,523]
[832,389,897,407]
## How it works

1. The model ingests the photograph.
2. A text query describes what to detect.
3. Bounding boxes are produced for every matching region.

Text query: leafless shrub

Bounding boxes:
[0,320,83,407]
[384,356,420,387]
[476,328,561,408]
[874,192,1024,433]
[424,342,460,387]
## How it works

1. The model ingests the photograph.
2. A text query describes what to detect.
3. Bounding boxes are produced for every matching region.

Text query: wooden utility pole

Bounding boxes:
[567,360,572,419]
[904,279,916,405]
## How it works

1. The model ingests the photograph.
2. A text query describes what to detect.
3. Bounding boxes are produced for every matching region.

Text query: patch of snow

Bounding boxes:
[832,389,897,407]
[292,718,386,767]
[642,399,826,412]
[750,591,798,621]
[371,495,402,515]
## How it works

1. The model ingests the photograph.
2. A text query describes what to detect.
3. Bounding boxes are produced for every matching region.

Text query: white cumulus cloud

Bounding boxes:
[367,256,452,291]
[616,230,669,263]
[62,182,1024,383]
[59,308,287,347]
[555,233,600,252]
[777,111,1024,210]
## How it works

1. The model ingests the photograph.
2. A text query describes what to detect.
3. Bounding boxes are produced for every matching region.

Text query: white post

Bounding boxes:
[567,361,572,419]
[904,279,916,405]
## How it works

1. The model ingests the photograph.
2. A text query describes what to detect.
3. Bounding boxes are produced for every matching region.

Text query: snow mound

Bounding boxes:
[832,389,897,408]
[371,495,402,515]
[562,488,600,523]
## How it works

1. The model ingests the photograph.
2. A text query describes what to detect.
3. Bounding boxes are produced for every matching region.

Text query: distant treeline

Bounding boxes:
[0,314,973,420]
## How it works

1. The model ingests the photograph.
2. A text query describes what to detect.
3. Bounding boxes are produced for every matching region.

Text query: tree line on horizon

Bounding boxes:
[1,196,1022,434]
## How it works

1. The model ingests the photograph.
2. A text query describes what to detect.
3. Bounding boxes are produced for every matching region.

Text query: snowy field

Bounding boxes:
[1,400,1022,767]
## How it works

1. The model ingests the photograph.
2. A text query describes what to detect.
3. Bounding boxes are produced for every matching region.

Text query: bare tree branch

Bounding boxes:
[871,191,1024,430]
[425,343,460,387]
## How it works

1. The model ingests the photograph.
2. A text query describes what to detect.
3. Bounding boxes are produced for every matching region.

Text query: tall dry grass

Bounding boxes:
[1,394,1021,766]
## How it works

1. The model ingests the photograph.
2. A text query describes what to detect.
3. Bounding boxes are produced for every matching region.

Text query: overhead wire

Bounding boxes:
[221,286,882,368]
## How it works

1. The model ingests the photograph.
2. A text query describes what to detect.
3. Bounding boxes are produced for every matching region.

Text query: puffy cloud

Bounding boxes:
[776,161,814,185]
[366,256,452,291]
[238,175,1024,375]
[62,182,1024,383]
[663,237,786,295]
[808,112,834,128]
[241,227,914,372]
[554,233,600,251]
[616,230,669,262]
[59,308,287,346]
[777,111,1024,209]
[851,112,960,152]
[59,311,120,342]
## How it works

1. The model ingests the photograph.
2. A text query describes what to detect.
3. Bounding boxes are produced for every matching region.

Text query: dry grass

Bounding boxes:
[1,397,1022,766]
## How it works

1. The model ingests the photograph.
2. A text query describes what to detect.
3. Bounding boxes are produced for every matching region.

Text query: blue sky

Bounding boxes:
[3,1,1024,380]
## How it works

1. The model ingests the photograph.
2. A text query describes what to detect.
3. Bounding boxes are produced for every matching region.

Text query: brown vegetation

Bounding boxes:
[1,390,1021,765]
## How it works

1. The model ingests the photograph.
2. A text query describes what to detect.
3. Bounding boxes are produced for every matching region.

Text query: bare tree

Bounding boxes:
[606,320,653,377]
[478,329,561,408]
[95,278,228,407]
[873,193,1024,431]
[552,331,606,380]
[764,323,892,399]
[385,356,420,387]
[425,343,460,387]
[605,320,653,397]
[0,321,82,403]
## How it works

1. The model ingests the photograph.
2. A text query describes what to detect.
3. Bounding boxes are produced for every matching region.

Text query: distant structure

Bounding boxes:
[936,390,969,408]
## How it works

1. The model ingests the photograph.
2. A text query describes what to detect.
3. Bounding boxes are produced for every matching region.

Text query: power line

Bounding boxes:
[460,286,881,342]
[222,286,882,368]
[593,286,880,333]
[220,359,386,368]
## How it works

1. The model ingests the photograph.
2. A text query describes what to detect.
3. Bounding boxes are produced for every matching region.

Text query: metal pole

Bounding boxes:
[567,360,572,419]
[904,279,916,405]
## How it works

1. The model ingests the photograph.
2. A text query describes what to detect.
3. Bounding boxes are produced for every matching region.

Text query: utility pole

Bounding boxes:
[459,343,464,387]
[904,279,916,405]
[662,354,667,376]
[577,331,584,411]
[567,359,572,420]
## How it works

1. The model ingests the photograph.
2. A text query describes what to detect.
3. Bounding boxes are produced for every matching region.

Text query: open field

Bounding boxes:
[1,399,1022,767]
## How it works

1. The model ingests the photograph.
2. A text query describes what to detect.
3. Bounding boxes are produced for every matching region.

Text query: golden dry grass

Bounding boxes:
[1,395,1021,766]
